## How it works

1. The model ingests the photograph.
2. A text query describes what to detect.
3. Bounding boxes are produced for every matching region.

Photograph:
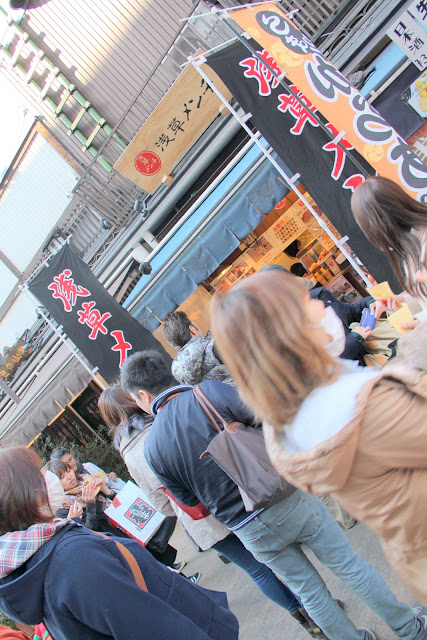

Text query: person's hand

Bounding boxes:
[370,300,387,319]
[81,483,97,504]
[416,270,427,285]
[402,318,420,331]
[388,296,403,312]
[96,479,114,496]
[352,326,372,340]
[99,479,113,495]
[107,472,117,482]
[68,502,83,519]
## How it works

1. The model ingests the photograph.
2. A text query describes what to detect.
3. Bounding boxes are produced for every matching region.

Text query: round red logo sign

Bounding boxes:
[134,151,162,176]
[274,197,287,210]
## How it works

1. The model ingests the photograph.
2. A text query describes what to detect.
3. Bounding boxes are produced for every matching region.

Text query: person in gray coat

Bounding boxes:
[162,312,232,385]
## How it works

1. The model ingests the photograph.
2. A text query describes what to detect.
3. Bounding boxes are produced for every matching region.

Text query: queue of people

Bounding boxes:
[0,176,426,640]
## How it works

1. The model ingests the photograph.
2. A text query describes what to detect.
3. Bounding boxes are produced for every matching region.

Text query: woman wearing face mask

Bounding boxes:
[308,287,374,364]
[211,269,427,609]
[262,265,374,365]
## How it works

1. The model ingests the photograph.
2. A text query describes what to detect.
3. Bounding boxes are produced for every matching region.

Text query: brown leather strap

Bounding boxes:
[94,532,148,592]
[193,386,222,433]
[193,386,238,434]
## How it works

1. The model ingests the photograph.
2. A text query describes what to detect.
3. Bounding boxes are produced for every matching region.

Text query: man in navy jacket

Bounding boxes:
[0,523,239,640]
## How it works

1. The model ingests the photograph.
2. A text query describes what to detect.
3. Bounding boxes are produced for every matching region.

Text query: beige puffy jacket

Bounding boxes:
[264,356,427,605]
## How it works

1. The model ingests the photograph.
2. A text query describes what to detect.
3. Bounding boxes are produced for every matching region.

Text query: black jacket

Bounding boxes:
[144,381,255,528]
[56,497,126,537]
[310,287,373,363]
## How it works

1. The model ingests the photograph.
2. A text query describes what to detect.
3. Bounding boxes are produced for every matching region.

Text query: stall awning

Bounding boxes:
[0,343,93,446]
[125,142,291,331]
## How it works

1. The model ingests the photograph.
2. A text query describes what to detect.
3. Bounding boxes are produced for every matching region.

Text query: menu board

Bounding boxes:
[326,273,362,304]
[211,256,258,292]
[246,235,275,264]
[402,69,427,119]
[263,211,306,251]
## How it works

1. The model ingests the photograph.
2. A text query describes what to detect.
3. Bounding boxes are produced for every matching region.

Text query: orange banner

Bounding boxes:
[231,2,427,202]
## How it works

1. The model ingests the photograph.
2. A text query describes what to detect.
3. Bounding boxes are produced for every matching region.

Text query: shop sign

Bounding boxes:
[0,339,32,382]
[28,244,170,382]
[387,8,427,71]
[114,63,231,193]
[410,0,427,24]
[230,2,427,201]
[206,39,400,287]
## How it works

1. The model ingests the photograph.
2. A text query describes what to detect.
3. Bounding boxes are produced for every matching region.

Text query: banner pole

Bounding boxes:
[190,56,370,286]
[20,285,108,389]
[23,236,72,290]
[179,1,282,22]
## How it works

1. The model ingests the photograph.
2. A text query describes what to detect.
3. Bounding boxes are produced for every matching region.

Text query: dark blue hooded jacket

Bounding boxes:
[0,523,238,640]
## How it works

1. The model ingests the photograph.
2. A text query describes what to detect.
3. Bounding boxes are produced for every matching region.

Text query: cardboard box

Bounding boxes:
[104,481,166,545]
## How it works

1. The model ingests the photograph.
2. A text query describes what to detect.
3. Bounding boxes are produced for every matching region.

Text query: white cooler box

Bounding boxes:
[104,480,166,545]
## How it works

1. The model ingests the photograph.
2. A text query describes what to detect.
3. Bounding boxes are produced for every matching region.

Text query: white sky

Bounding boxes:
[0,69,37,180]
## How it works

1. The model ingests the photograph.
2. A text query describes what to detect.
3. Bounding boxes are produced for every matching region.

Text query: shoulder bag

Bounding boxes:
[194,385,295,511]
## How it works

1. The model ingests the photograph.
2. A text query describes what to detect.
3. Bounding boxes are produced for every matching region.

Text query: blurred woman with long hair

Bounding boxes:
[211,269,427,610]
[351,176,427,302]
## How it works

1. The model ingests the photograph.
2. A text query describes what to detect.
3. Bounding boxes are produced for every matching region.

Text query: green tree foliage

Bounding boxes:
[0,611,14,628]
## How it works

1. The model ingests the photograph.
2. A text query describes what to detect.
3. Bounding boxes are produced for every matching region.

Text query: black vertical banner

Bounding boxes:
[206,40,400,289]
[29,244,170,382]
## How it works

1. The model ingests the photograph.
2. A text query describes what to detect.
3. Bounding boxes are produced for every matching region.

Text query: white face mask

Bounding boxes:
[318,306,346,357]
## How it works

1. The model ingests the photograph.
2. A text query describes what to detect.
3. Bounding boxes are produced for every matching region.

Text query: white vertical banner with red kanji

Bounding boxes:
[28,244,171,382]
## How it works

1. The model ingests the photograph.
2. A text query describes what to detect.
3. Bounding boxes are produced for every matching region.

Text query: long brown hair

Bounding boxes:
[351,176,427,297]
[0,447,52,534]
[211,270,341,431]
[98,384,141,428]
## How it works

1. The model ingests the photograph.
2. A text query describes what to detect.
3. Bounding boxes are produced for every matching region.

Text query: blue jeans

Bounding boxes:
[234,490,419,640]
[212,533,300,613]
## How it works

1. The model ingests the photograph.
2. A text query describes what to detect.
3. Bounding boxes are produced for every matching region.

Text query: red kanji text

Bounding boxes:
[110,330,132,367]
[239,49,282,97]
[277,86,319,135]
[48,269,90,312]
[77,301,111,340]
[322,124,354,180]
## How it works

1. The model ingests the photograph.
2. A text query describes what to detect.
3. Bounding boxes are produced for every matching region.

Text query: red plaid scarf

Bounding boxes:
[0,520,69,578]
